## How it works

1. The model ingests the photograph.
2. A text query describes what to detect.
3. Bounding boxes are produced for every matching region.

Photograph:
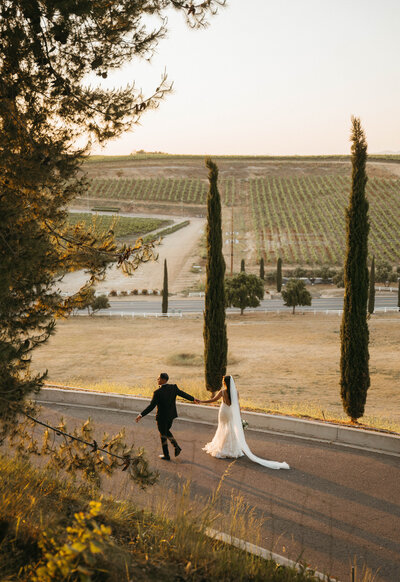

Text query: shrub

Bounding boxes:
[376,260,393,283]
[332,269,344,287]
[264,270,277,283]
[120,290,128,296]
[314,265,337,280]
[131,289,138,295]
[109,290,117,297]
[141,289,148,295]
[91,294,110,314]
[293,267,307,278]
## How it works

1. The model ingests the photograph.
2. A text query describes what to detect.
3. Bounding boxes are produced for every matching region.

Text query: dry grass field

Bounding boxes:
[32,312,400,432]
[49,156,400,433]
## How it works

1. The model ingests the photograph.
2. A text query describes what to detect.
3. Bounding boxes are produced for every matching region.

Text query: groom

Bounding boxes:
[135,372,199,461]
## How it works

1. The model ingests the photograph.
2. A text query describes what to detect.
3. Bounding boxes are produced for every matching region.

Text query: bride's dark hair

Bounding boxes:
[223,375,231,403]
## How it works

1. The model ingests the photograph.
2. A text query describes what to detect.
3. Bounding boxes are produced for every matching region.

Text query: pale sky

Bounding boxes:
[92,0,400,156]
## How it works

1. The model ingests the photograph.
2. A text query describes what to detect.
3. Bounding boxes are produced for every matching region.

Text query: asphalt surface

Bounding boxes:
[38,403,400,582]
[87,295,400,315]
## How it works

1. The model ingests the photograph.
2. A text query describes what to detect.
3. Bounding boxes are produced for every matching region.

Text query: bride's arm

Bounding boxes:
[198,389,222,404]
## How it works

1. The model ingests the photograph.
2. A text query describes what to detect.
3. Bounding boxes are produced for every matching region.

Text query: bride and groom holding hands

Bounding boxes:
[135,372,289,470]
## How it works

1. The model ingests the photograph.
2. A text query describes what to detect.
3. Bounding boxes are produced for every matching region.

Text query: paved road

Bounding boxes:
[88,295,399,315]
[38,403,400,582]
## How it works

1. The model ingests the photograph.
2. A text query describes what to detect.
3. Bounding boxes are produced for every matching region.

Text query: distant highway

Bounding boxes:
[87,295,399,315]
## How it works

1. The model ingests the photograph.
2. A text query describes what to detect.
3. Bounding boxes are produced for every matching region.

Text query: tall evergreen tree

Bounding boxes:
[340,117,370,422]
[203,159,227,393]
[398,276,400,312]
[259,257,265,280]
[277,257,283,292]
[0,1,222,434]
[240,259,245,272]
[162,259,168,314]
[368,255,375,314]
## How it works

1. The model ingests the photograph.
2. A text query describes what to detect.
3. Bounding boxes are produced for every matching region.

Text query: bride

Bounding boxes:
[200,375,289,470]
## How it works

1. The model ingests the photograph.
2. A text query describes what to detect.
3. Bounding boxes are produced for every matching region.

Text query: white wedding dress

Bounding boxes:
[203,377,289,470]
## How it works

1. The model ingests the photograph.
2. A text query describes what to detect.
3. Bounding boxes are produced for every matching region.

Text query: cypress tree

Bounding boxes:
[398,276,400,312]
[277,257,283,292]
[340,117,370,422]
[240,259,245,272]
[368,255,375,315]
[203,158,227,393]
[162,259,168,314]
[259,257,265,280]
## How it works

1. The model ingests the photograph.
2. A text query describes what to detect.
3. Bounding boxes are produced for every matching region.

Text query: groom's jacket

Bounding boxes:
[140,383,194,422]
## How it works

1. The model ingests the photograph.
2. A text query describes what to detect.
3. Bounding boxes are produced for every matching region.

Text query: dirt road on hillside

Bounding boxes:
[57,215,205,295]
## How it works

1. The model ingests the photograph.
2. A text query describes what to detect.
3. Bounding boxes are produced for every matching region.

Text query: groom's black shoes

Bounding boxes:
[174,446,182,457]
[159,454,170,461]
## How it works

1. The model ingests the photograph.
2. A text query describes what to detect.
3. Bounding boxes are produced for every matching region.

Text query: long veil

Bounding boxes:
[229,377,290,470]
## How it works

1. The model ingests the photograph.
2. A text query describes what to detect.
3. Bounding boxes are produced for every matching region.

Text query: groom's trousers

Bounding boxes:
[157,418,179,458]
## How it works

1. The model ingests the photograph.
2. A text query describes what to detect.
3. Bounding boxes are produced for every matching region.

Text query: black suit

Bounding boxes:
[140,383,195,458]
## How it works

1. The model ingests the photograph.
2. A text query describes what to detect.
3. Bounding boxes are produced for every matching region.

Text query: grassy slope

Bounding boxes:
[0,454,321,581]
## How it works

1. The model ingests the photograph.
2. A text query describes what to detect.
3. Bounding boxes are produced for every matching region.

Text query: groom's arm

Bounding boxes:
[176,385,196,402]
[136,392,157,422]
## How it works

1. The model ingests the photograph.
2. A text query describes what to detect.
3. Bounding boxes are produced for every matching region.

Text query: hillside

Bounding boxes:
[59,156,400,294]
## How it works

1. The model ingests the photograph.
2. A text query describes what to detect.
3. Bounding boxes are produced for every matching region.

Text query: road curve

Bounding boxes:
[37,402,399,582]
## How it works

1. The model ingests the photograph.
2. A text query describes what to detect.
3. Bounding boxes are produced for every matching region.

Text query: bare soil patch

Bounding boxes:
[32,312,400,428]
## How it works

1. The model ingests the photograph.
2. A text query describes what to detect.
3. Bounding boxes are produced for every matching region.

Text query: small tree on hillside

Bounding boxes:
[281,279,312,314]
[277,257,283,292]
[368,256,375,315]
[259,257,265,280]
[203,159,227,393]
[240,259,245,272]
[225,272,264,315]
[162,259,168,314]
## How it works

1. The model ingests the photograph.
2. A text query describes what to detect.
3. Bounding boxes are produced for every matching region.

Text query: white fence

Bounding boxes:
[73,311,183,318]
[72,307,399,318]
[376,286,398,292]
